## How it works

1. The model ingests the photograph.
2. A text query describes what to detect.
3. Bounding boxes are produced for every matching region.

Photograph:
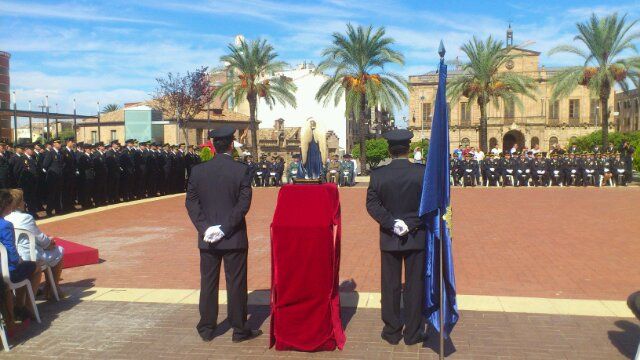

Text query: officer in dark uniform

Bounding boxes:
[146,143,159,197]
[175,143,186,192]
[61,137,78,212]
[33,142,46,210]
[500,152,516,186]
[0,142,10,189]
[515,153,531,186]
[105,141,122,204]
[548,153,564,186]
[366,129,426,346]
[460,153,477,186]
[582,153,598,186]
[612,152,627,186]
[92,142,108,206]
[157,144,168,195]
[597,152,613,186]
[15,144,39,216]
[532,152,548,186]
[136,142,148,199]
[483,153,501,186]
[119,139,136,201]
[43,139,64,216]
[77,144,95,208]
[255,154,270,187]
[186,125,261,343]
[449,153,459,186]
[620,141,635,183]
[165,145,176,194]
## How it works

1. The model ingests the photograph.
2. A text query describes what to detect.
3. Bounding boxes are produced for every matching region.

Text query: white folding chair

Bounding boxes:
[14,228,59,302]
[0,311,9,351]
[0,243,40,323]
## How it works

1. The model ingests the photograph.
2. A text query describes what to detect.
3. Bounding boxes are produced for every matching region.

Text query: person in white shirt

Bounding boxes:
[413,147,423,164]
[510,144,518,155]
[490,144,501,156]
[351,158,359,176]
[5,189,65,299]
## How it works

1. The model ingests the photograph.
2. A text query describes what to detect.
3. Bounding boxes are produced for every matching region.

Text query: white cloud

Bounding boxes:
[0,0,167,25]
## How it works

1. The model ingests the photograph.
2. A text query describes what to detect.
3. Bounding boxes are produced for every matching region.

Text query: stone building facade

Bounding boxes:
[615,89,640,133]
[408,33,615,153]
[76,102,251,146]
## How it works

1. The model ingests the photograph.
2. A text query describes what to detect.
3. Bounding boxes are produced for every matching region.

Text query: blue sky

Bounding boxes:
[2,0,639,125]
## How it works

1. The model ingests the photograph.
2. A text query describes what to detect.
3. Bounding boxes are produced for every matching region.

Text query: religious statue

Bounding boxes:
[300,117,327,179]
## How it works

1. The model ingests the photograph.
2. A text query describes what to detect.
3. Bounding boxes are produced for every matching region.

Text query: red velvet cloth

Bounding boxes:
[270,183,346,351]
[53,238,100,269]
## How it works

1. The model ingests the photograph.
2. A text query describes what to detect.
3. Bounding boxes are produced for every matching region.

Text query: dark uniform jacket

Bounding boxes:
[186,154,252,250]
[366,159,426,252]
[105,149,121,177]
[43,149,64,175]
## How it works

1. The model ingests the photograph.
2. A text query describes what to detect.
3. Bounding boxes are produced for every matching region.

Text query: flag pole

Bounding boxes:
[438,41,446,360]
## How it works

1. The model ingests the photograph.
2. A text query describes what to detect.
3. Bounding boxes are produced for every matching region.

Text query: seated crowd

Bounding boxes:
[451,142,635,187]
[0,189,64,337]
[243,153,357,187]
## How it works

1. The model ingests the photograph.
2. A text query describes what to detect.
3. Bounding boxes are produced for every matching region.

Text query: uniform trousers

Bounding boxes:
[381,249,425,344]
[45,172,63,215]
[197,248,251,340]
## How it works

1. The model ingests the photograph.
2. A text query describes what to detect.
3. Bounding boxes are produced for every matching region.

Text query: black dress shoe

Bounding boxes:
[404,334,428,346]
[232,330,263,343]
[199,333,215,342]
[381,333,401,345]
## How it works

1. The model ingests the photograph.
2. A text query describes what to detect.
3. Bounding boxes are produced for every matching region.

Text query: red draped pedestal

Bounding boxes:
[269,183,346,351]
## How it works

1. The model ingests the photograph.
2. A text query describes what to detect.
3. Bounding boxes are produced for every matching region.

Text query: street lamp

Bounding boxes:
[73,98,77,133]
[28,100,32,141]
[54,102,59,138]
[420,95,425,142]
[97,101,101,143]
[12,91,17,143]
[45,95,50,141]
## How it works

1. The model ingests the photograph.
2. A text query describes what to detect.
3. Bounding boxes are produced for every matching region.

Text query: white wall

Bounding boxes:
[257,66,346,148]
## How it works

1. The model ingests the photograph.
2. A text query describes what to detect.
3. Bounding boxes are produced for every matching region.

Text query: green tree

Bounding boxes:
[102,103,120,113]
[215,38,297,158]
[448,36,537,152]
[548,13,640,147]
[569,130,640,171]
[199,146,213,162]
[352,138,389,169]
[315,24,407,174]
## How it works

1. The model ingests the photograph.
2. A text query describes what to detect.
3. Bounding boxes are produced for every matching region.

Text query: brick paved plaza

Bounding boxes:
[4,187,640,359]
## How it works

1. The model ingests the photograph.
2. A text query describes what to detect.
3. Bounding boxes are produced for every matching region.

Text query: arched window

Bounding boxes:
[549,136,559,150]
[531,137,540,148]
[569,136,577,145]
[489,137,498,149]
[460,138,470,147]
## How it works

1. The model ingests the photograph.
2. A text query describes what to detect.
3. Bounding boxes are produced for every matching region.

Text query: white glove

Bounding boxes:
[204,225,224,243]
[393,219,409,237]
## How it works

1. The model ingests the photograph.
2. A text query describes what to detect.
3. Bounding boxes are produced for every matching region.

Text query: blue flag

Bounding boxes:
[419,54,459,339]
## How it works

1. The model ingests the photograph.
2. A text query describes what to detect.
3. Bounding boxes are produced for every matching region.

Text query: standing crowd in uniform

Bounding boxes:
[242,153,357,187]
[0,137,202,219]
[450,142,636,187]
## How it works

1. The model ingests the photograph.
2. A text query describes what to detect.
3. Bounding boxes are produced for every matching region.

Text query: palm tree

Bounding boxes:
[215,38,297,157]
[102,103,120,113]
[448,36,537,152]
[548,13,640,147]
[315,24,407,173]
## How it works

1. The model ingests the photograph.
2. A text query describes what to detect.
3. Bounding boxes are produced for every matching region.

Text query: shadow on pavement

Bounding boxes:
[423,325,457,357]
[608,320,640,359]
[10,278,97,349]
[339,279,359,331]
